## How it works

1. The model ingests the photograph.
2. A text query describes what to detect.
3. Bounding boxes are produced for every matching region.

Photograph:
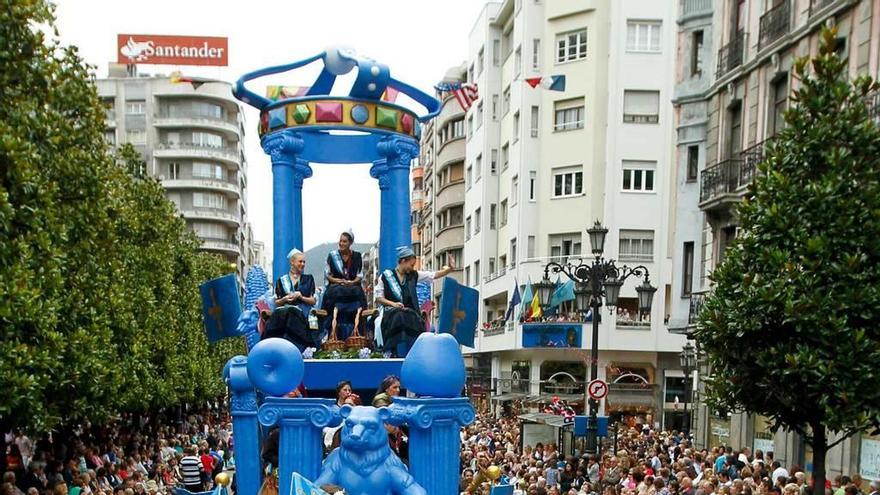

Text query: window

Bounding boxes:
[556,28,587,63]
[627,21,662,52]
[474,260,480,282]
[549,233,582,263]
[167,162,180,180]
[511,175,519,206]
[501,143,509,171]
[619,229,655,262]
[193,162,224,180]
[476,154,483,181]
[492,95,499,120]
[104,130,116,146]
[193,192,227,210]
[770,74,788,136]
[687,145,699,182]
[664,376,690,403]
[489,204,497,229]
[126,129,146,145]
[468,64,474,84]
[623,90,660,124]
[477,46,484,74]
[554,98,585,131]
[502,86,511,116]
[552,167,584,198]
[466,164,473,189]
[450,119,464,139]
[465,216,472,240]
[514,46,522,77]
[527,236,536,258]
[529,171,536,201]
[691,30,704,76]
[493,39,500,66]
[465,266,471,286]
[510,238,517,265]
[727,103,743,158]
[682,241,695,296]
[441,248,463,268]
[193,131,223,147]
[475,207,481,234]
[532,38,541,69]
[490,149,498,174]
[513,111,520,142]
[530,106,539,137]
[500,199,508,226]
[125,100,146,114]
[503,29,513,60]
[622,160,656,192]
[476,102,484,129]
[467,115,474,139]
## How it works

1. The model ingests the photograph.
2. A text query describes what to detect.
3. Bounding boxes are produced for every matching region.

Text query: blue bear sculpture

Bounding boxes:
[314,406,425,495]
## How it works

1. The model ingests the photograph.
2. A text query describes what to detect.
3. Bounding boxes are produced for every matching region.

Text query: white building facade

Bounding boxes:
[461,0,687,429]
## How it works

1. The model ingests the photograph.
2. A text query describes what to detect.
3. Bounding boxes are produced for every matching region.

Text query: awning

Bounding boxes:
[524,393,583,404]
[518,413,573,428]
[490,393,527,402]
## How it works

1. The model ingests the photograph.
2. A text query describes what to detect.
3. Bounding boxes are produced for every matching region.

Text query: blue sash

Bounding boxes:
[329,250,345,276]
[382,269,404,302]
[280,274,295,294]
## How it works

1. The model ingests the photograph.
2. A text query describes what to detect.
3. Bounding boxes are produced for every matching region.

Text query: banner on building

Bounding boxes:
[118,34,228,66]
[521,323,582,348]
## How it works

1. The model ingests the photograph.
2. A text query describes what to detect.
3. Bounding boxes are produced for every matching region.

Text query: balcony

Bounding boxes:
[699,141,764,209]
[154,142,240,166]
[716,31,746,79]
[154,110,239,135]
[162,178,240,196]
[866,91,880,125]
[201,239,240,254]
[687,290,708,327]
[759,0,791,50]
[681,0,712,19]
[180,207,240,226]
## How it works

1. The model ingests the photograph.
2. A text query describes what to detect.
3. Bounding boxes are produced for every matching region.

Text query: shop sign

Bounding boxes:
[860,437,880,480]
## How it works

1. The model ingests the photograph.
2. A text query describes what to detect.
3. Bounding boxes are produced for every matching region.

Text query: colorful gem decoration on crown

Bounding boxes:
[257,98,421,139]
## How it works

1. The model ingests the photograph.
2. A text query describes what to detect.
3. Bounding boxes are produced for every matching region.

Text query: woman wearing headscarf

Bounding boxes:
[263,249,318,350]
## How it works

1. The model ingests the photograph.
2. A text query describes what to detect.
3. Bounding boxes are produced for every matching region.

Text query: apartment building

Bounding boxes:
[96,65,254,282]
[459,0,687,429]
[668,0,880,479]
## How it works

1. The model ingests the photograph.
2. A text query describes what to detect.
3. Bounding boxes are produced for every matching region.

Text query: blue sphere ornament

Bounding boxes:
[247,338,304,396]
[401,332,465,398]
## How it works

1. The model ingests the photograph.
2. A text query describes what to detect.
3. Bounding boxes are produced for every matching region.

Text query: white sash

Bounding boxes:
[280,274,293,294]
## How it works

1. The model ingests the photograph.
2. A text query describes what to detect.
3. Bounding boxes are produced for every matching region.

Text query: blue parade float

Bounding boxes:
[226,48,475,495]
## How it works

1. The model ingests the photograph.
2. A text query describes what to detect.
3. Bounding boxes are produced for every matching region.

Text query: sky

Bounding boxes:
[52,0,489,253]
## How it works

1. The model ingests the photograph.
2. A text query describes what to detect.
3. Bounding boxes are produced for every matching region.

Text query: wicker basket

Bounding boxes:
[345,335,370,350]
[322,339,346,352]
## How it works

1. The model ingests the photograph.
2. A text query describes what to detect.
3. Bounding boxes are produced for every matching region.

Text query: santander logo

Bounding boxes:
[116,34,228,67]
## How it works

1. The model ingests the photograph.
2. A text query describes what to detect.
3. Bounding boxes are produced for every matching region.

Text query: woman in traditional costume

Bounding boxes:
[263,249,318,350]
[320,231,367,313]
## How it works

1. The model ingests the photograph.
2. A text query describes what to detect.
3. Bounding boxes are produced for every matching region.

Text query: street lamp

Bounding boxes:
[534,276,556,315]
[679,342,697,435]
[543,220,657,455]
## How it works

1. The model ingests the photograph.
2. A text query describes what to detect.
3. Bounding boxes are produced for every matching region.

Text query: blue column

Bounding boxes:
[258,398,339,495]
[371,136,418,271]
[391,397,475,495]
[225,356,261,495]
[262,131,312,280]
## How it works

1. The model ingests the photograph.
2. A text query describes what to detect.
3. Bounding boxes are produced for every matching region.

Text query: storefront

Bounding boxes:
[708,413,732,448]
[753,414,776,455]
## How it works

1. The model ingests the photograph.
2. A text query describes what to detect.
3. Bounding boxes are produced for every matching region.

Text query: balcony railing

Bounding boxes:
[865,91,880,125]
[682,0,712,16]
[688,290,708,326]
[700,141,766,204]
[759,0,791,49]
[717,31,746,78]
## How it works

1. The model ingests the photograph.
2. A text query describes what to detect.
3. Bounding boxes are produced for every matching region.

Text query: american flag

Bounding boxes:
[434,81,479,111]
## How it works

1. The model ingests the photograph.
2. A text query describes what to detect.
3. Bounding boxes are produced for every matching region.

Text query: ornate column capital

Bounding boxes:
[376,136,419,168]
[390,397,476,429]
[261,131,304,166]
[257,398,340,428]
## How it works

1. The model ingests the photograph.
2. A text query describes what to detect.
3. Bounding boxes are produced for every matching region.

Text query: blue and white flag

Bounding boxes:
[200,274,242,343]
[504,279,521,322]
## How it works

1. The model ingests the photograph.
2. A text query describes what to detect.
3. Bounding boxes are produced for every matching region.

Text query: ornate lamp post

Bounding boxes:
[679,342,697,435]
[543,220,657,454]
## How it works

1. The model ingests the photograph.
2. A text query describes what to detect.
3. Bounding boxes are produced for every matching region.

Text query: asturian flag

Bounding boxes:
[435,81,479,111]
[525,74,566,92]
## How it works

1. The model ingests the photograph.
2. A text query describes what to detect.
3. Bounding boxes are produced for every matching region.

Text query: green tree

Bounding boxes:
[696,28,880,495]
[0,1,242,433]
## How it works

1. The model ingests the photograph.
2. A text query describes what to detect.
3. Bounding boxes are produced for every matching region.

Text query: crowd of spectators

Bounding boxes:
[458,403,879,495]
[2,406,232,495]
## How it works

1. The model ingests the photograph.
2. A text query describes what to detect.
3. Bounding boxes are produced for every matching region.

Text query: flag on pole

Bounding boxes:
[170,71,218,90]
[437,277,478,348]
[524,74,566,92]
[434,81,479,111]
[200,274,243,343]
[504,279,522,322]
[521,277,534,320]
[529,290,543,320]
[549,279,576,308]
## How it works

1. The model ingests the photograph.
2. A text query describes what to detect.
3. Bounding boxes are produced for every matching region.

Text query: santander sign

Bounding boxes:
[117,34,228,66]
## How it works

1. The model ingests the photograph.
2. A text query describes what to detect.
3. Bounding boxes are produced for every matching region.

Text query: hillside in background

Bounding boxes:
[303,242,372,279]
